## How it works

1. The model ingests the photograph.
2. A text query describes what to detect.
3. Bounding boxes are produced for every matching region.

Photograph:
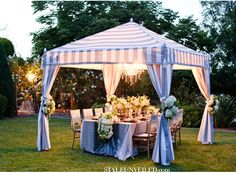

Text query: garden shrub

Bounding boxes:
[0,46,16,117]
[92,103,105,108]
[0,37,15,57]
[181,104,202,127]
[0,94,7,118]
[215,95,236,128]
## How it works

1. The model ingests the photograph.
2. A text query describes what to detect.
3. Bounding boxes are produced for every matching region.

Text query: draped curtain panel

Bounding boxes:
[37,65,60,151]
[192,67,213,144]
[102,64,122,96]
[147,64,174,166]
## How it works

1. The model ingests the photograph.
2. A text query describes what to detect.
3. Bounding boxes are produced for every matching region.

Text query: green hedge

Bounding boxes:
[92,103,105,108]
[0,45,16,117]
[0,94,7,118]
[181,105,202,127]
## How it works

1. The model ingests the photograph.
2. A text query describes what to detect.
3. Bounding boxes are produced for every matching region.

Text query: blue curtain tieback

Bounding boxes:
[160,97,166,103]
[40,96,52,104]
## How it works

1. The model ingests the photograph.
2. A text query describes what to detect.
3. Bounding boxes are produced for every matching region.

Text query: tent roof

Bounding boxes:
[51,22,193,52]
[42,21,209,69]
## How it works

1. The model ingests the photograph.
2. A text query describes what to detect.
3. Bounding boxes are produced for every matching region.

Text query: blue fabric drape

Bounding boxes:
[147,63,174,166]
[37,65,60,151]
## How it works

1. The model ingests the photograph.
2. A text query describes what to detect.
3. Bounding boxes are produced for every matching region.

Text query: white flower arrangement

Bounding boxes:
[106,95,117,104]
[127,96,139,110]
[106,95,151,115]
[207,95,219,115]
[41,98,55,117]
[127,95,150,111]
[97,112,114,140]
[111,97,128,113]
[147,105,157,114]
[164,95,178,119]
[139,95,150,109]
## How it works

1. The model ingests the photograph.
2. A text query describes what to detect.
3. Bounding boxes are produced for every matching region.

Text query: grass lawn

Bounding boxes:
[0,117,235,172]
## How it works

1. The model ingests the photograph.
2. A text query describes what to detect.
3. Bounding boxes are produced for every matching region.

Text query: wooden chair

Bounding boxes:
[82,108,94,120]
[170,109,183,148]
[132,114,159,158]
[94,108,103,116]
[70,109,82,149]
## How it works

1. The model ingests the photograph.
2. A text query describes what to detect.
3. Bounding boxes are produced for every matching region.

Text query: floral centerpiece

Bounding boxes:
[112,97,128,113]
[139,95,150,112]
[127,96,139,110]
[105,95,152,118]
[97,112,115,140]
[207,95,219,115]
[163,95,178,119]
[126,95,150,117]
[106,95,117,104]
[41,97,55,117]
[105,95,117,112]
[145,105,158,116]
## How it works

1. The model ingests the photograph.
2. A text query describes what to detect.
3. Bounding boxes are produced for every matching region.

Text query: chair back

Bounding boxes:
[170,109,183,129]
[94,108,103,116]
[83,108,94,120]
[148,114,159,134]
[176,109,183,129]
[70,109,81,131]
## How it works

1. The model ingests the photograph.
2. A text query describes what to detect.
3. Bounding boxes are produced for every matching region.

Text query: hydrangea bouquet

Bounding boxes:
[164,95,178,119]
[207,95,219,115]
[42,98,56,117]
[97,112,115,140]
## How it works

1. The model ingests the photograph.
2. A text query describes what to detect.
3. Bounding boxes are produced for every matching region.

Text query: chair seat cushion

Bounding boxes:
[74,129,81,133]
[133,133,155,138]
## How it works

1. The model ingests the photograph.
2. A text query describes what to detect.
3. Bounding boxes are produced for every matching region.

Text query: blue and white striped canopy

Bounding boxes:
[42,21,209,68]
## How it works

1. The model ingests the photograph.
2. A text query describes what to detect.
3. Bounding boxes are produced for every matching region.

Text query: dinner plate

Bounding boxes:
[91,116,98,120]
[123,119,138,123]
[140,117,148,121]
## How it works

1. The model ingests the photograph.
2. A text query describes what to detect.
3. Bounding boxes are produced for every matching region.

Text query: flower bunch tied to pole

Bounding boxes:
[163,95,178,119]
[41,97,56,117]
[207,95,219,115]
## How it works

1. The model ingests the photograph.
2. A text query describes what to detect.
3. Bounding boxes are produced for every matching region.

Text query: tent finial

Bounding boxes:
[43,48,47,54]
[130,18,133,22]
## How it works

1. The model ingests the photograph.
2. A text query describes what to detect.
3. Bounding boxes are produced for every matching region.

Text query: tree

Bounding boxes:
[0,37,15,57]
[0,46,16,117]
[31,1,179,57]
[168,16,215,53]
[201,1,236,68]
[9,56,42,112]
[201,2,236,96]
[50,67,106,109]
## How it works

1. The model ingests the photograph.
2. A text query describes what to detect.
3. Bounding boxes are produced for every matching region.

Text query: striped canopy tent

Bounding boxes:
[38,20,213,166]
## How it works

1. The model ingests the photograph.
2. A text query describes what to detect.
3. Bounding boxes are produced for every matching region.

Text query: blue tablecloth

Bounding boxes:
[80,120,147,160]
